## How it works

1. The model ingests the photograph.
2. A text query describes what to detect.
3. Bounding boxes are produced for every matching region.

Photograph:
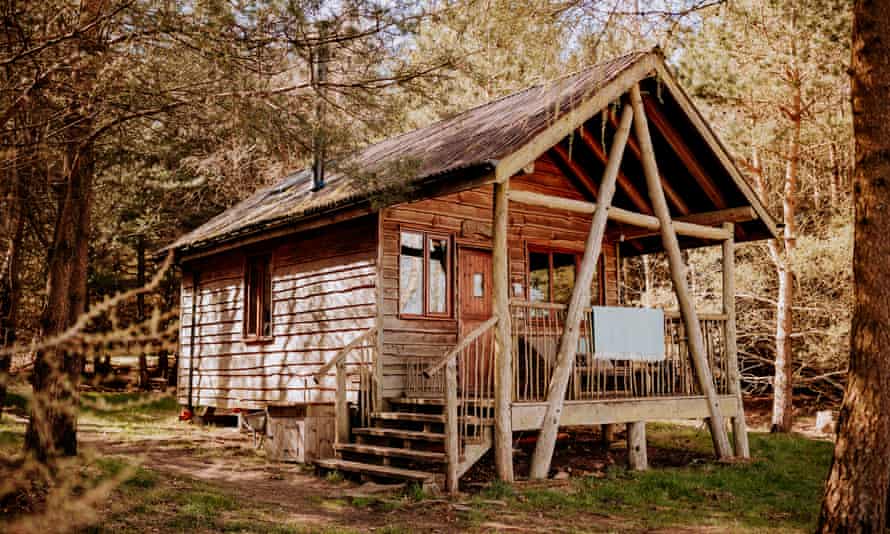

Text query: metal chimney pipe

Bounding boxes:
[312,31,329,191]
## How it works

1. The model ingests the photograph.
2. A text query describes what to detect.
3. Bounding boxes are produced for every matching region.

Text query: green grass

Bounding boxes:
[495,425,833,531]
[4,390,834,533]
[80,392,179,420]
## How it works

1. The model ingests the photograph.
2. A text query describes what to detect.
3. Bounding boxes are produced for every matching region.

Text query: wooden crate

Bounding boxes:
[265,404,335,463]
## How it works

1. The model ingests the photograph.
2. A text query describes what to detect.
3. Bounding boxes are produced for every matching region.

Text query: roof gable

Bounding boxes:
[169,50,776,256]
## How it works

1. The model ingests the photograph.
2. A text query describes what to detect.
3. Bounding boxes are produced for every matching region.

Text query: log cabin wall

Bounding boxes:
[380,154,620,398]
[178,215,378,409]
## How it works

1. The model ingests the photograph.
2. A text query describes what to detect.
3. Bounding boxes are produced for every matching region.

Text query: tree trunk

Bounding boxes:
[137,234,149,390]
[24,0,106,462]
[25,137,94,460]
[770,68,801,434]
[0,146,24,414]
[817,2,890,530]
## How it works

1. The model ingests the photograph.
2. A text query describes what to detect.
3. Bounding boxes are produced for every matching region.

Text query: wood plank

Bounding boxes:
[511,395,741,430]
[334,443,446,462]
[352,427,445,442]
[314,458,436,483]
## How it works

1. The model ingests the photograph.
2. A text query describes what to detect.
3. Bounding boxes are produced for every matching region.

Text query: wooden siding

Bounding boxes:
[380,154,621,398]
[178,216,378,409]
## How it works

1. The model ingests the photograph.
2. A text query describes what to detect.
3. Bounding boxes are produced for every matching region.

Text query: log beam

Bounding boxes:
[507,190,731,241]
[630,83,733,459]
[607,206,756,241]
[723,222,750,458]
[492,180,514,482]
[578,125,651,213]
[642,95,727,209]
[529,104,634,479]
[551,143,599,199]
[608,110,690,214]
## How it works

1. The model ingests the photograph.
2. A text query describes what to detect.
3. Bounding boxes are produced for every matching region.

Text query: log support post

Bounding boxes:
[630,84,733,459]
[601,423,615,446]
[627,421,648,470]
[335,361,350,445]
[492,180,514,482]
[445,357,460,493]
[529,104,635,479]
[723,222,750,458]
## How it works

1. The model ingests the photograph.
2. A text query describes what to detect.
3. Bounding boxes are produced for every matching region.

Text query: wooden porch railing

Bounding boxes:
[313,327,378,444]
[422,317,497,492]
[509,300,730,403]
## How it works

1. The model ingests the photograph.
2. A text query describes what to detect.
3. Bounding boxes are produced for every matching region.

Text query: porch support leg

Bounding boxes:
[492,180,514,482]
[445,357,460,493]
[723,222,750,458]
[529,104,635,479]
[627,421,648,470]
[630,84,733,459]
[335,361,350,445]
[601,423,615,446]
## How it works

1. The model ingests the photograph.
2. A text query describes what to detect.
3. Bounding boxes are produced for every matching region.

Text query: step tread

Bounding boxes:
[352,427,445,441]
[388,396,446,406]
[372,412,445,423]
[315,458,436,482]
[335,443,446,462]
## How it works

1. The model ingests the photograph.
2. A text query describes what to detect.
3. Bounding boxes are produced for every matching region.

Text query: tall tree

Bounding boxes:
[817,1,890,530]
[676,0,851,431]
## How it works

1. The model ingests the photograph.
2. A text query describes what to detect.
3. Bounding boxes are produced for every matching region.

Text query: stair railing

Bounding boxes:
[423,316,497,493]
[314,327,378,445]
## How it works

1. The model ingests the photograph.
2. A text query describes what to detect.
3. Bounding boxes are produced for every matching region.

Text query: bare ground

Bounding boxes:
[80,420,639,533]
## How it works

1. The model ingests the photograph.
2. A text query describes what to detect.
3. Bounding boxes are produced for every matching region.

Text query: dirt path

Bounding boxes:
[80,421,628,533]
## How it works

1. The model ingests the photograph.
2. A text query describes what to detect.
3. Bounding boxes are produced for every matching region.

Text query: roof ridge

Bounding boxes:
[273,50,654,182]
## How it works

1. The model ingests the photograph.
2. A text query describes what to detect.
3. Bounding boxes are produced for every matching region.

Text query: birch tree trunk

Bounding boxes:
[817,2,890,530]
[770,65,801,434]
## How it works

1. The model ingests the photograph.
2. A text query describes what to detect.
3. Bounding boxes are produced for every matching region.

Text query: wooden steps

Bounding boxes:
[315,458,437,484]
[389,396,446,406]
[352,427,445,442]
[315,395,492,490]
[371,411,445,423]
[335,443,446,462]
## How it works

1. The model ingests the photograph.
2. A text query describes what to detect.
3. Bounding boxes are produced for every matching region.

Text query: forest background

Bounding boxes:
[0,0,852,489]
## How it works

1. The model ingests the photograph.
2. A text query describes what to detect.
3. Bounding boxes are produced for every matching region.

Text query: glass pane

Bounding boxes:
[552,253,576,304]
[246,262,258,335]
[399,232,424,314]
[428,237,448,313]
[473,273,484,297]
[528,252,550,303]
[262,261,272,337]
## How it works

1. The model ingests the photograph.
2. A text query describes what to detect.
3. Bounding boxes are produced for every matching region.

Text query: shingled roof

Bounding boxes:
[168,50,776,256]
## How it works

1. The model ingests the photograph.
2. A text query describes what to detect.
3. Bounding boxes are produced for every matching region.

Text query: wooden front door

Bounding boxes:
[458,247,494,392]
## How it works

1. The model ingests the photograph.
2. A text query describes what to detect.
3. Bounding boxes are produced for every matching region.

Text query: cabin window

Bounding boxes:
[528,249,600,306]
[244,255,273,340]
[399,230,451,317]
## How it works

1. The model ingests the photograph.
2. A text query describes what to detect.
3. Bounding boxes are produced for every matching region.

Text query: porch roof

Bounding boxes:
[166,49,777,258]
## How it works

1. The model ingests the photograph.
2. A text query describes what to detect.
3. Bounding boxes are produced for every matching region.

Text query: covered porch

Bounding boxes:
[315,54,776,492]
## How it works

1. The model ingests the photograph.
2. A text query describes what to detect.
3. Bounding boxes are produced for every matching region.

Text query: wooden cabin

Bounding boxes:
[167,50,777,491]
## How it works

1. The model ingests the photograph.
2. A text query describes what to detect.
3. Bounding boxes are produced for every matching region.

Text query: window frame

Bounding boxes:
[398,228,453,320]
[526,245,604,306]
[243,253,274,343]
